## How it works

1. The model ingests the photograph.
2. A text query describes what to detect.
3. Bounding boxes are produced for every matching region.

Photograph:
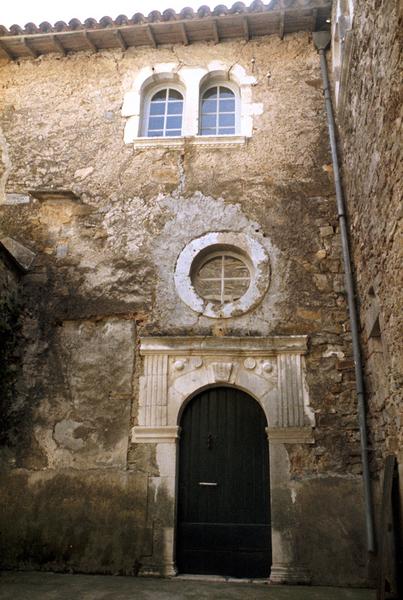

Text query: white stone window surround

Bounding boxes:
[122,61,263,146]
[174,231,270,319]
[141,83,185,137]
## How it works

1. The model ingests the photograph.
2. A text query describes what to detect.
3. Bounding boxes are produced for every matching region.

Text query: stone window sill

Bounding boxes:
[131,135,247,149]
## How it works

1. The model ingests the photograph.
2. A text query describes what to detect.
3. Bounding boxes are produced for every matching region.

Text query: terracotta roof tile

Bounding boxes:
[0,1,332,60]
[0,1,330,34]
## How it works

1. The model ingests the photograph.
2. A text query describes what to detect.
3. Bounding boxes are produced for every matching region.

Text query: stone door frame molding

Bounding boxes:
[132,336,315,583]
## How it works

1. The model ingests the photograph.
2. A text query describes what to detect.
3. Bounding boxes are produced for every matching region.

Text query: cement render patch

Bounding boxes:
[0,572,375,600]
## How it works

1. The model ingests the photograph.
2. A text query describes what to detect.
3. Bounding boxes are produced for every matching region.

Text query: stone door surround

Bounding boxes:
[132,336,315,582]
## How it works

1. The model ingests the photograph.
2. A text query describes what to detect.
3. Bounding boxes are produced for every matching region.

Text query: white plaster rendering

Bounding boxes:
[122,61,262,144]
[174,231,270,319]
[151,194,286,332]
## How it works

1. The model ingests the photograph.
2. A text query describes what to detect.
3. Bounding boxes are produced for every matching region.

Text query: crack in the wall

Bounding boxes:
[175,152,186,196]
[0,125,11,204]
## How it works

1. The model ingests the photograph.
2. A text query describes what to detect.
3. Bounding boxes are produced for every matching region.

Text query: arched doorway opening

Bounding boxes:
[176,386,271,578]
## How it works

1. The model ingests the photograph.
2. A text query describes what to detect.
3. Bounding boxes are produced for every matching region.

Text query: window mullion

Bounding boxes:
[163,88,169,136]
[216,86,220,135]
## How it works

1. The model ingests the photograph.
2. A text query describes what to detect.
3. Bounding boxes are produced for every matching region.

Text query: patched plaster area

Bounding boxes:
[34,318,136,469]
[151,192,286,331]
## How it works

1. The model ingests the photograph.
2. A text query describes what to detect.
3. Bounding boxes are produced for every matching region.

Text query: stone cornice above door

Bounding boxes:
[139,335,308,356]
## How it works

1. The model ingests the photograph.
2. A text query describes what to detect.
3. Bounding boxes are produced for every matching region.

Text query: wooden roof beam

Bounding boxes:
[21,37,38,58]
[212,19,219,44]
[114,29,127,50]
[0,40,13,60]
[242,16,250,41]
[83,31,97,52]
[179,22,189,46]
[279,12,285,40]
[52,35,66,55]
[146,25,157,48]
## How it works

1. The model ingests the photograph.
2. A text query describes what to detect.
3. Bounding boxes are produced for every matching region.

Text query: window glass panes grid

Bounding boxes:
[194,254,250,303]
[147,88,183,137]
[200,86,236,136]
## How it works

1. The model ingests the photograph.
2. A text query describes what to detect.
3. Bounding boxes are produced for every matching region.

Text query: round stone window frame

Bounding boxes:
[174,232,271,319]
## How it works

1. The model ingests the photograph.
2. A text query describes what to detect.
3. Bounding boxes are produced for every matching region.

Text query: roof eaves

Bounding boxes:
[0,1,332,60]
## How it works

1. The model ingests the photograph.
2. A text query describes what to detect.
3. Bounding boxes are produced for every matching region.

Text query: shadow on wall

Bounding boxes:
[0,469,170,575]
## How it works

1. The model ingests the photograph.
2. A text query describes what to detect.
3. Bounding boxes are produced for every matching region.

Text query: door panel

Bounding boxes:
[177,386,271,578]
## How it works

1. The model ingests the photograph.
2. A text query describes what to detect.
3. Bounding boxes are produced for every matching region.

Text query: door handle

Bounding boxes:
[198,482,218,486]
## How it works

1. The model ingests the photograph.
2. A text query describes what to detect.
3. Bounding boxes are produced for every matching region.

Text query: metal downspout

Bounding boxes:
[312,31,376,553]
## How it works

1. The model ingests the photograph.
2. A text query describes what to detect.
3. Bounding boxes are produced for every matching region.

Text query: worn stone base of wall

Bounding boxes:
[289,477,369,587]
[0,469,155,575]
[0,468,369,586]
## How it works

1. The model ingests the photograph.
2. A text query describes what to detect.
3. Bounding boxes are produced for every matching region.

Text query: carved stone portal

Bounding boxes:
[132,336,315,582]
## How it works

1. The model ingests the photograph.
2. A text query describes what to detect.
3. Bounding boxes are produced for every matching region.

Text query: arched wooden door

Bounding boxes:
[177,386,271,578]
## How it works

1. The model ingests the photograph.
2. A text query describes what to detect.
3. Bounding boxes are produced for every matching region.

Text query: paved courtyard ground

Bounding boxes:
[0,572,376,600]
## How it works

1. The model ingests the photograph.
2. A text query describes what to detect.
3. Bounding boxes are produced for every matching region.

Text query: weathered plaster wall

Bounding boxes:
[336,0,402,508]
[0,33,367,584]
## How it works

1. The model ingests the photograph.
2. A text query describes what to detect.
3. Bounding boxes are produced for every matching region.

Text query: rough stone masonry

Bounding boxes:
[0,27,370,585]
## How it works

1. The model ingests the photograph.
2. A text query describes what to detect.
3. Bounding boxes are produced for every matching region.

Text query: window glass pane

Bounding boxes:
[152,90,167,101]
[169,89,183,100]
[201,99,217,114]
[218,127,235,135]
[200,128,217,136]
[203,87,218,99]
[219,99,235,112]
[166,116,182,130]
[148,116,164,130]
[194,278,221,301]
[201,115,216,129]
[167,101,183,115]
[198,257,223,279]
[150,102,165,115]
[224,257,249,279]
[169,130,182,137]
[219,113,235,127]
[148,130,163,137]
[219,86,234,98]
[223,278,250,301]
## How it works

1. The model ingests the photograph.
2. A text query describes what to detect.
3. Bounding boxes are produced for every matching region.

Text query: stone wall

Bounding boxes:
[0,248,22,455]
[0,33,368,584]
[336,0,402,506]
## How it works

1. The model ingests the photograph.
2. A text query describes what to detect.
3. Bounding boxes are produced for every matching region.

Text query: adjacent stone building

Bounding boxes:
[332,1,402,590]
[0,0,400,588]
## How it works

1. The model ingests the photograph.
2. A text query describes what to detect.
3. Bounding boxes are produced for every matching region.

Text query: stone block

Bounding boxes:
[0,236,36,270]
[320,226,334,237]
[4,193,31,205]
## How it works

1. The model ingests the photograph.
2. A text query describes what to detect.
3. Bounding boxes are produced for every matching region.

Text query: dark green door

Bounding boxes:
[177,386,271,578]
